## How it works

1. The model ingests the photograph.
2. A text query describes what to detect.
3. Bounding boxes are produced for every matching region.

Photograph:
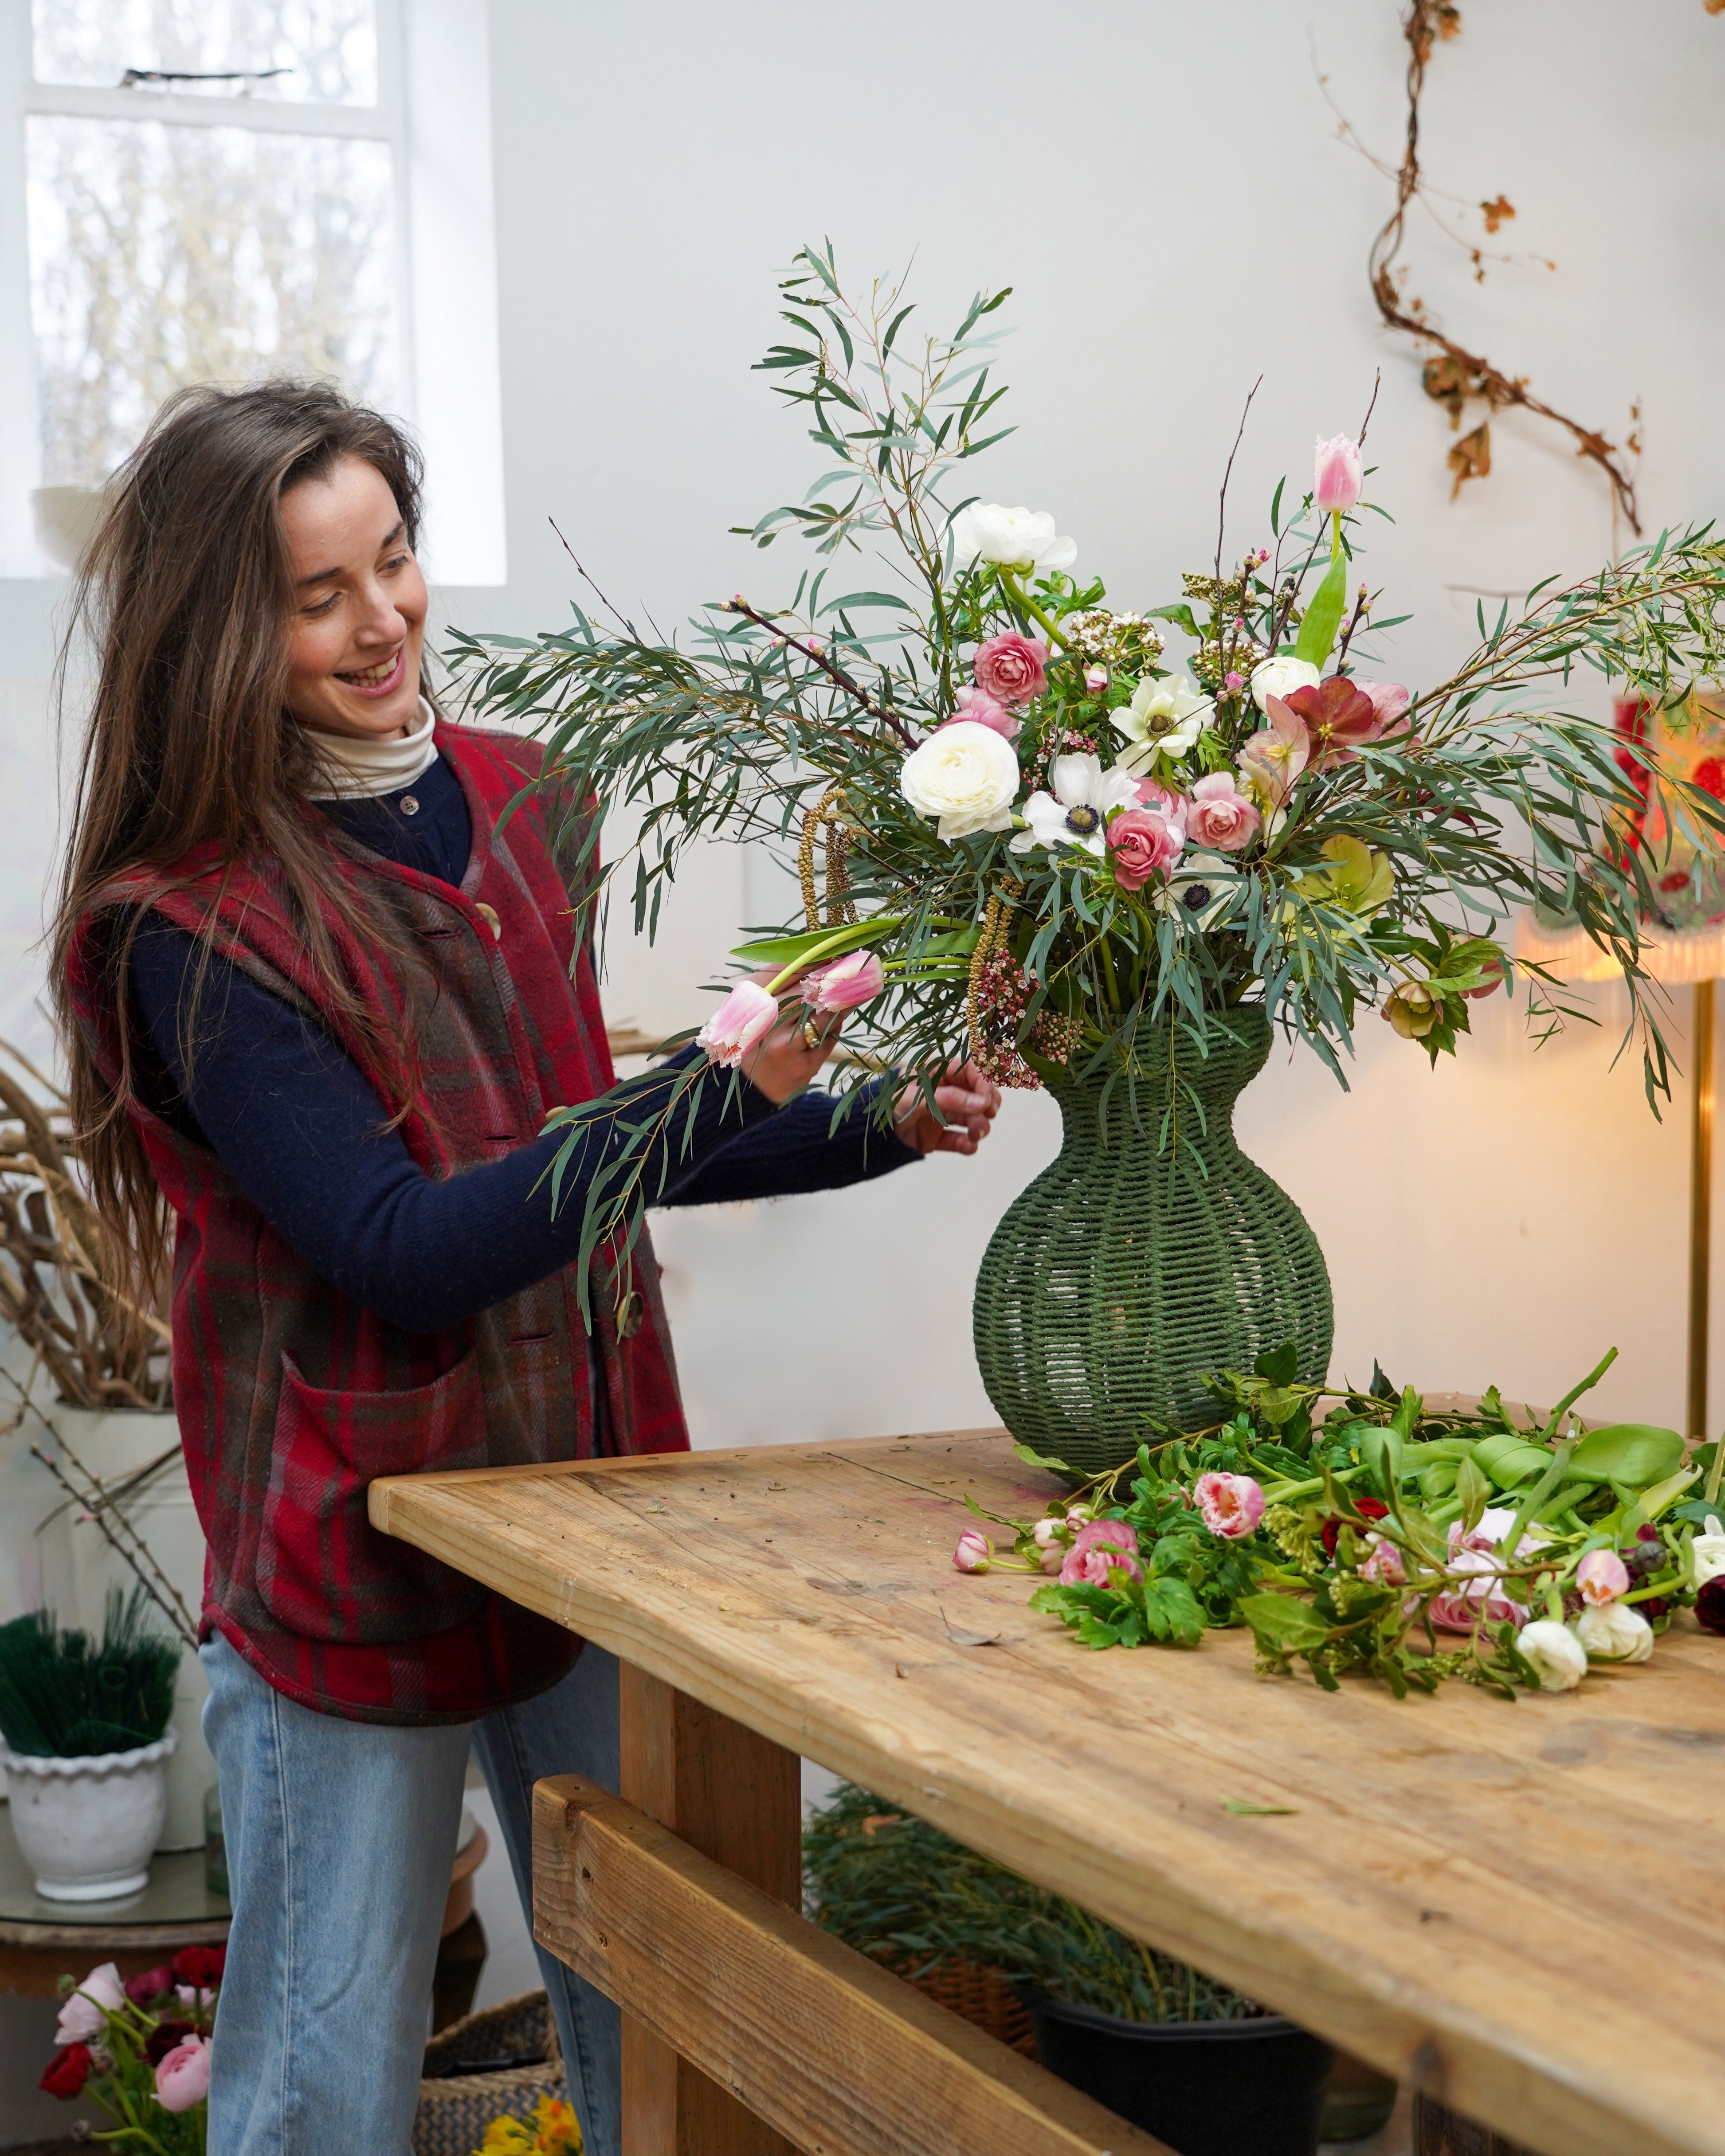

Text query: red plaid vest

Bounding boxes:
[66,721,689,1724]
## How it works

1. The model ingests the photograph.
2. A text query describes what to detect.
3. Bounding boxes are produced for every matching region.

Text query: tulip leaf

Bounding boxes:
[1564,1424,1685,1486]
[1293,545,1349,669]
[730,920,890,964]
[1455,1453,1491,1533]
[1471,1433,1556,1488]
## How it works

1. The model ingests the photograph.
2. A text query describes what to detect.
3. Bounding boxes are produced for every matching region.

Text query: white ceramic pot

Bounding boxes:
[3,1728,178,1900]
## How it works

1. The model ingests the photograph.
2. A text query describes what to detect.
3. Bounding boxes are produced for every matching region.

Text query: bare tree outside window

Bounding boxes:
[31,0,378,105]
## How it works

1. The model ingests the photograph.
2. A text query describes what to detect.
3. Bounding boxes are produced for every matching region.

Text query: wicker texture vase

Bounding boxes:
[972,1012,1332,1476]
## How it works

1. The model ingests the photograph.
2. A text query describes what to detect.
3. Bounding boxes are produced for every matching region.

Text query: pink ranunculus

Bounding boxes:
[973,632,1049,706]
[1577,1549,1630,1606]
[1185,771,1262,853]
[804,948,885,1013]
[1313,433,1364,514]
[1193,1472,1266,1540]
[697,980,780,1068]
[1083,665,1109,696]
[1059,1518,1144,1586]
[1358,1536,1406,1587]
[155,2034,212,2114]
[943,684,1020,740]
[953,1527,992,1573]
[56,1964,125,2046]
[1107,802,1185,892]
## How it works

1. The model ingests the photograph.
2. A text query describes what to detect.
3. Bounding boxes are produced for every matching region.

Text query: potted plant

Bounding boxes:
[805,1780,1335,2156]
[0,1585,180,1899]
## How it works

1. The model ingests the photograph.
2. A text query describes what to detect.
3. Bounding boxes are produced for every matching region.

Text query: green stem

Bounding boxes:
[997,567,1070,650]
[764,919,905,997]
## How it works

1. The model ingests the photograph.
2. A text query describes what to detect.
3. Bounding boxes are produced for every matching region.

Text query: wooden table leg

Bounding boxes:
[618,1662,802,2156]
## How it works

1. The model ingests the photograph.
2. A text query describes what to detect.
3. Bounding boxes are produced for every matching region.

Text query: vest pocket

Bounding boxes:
[258,1350,493,1645]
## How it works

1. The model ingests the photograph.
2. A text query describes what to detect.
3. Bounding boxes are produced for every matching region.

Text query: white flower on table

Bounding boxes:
[949,503,1078,575]
[1010,753,1140,859]
[1113,672,1214,771]
[1692,1512,1725,1587]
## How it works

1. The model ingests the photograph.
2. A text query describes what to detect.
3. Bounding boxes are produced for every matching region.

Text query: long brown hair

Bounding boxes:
[50,380,434,1302]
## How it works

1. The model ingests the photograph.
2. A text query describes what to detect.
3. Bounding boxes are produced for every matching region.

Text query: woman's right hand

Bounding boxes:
[735,971,842,1103]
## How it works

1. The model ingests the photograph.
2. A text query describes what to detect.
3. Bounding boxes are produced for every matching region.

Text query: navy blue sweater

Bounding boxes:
[128,755,917,1334]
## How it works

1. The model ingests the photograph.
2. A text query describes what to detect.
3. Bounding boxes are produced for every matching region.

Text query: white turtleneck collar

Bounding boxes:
[301,698,440,801]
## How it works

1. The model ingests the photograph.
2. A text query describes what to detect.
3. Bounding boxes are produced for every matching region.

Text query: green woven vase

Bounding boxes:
[972,1011,1333,1477]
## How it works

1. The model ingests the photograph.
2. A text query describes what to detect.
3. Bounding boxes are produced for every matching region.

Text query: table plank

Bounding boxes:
[372,1430,1725,2156]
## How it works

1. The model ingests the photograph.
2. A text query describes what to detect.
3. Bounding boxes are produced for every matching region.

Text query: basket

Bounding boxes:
[902,1955,1037,2057]
[413,1988,568,2156]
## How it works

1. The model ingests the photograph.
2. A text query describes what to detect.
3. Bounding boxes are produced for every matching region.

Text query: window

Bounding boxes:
[0,0,505,582]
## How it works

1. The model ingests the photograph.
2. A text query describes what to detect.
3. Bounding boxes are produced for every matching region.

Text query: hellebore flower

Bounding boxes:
[1280,677,1383,771]
[1302,835,1394,917]
[155,2034,213,2114]
[952,1527,992,1573]
[698,980,780,1068]
[804,949,885,1013]
[949,504,1077,575]
[1012,754,1141,859]
[1384,982,1440,1040]
[1251,655,1321,712]
[1113,672,1215,770]
[1059,1518,1144,1585]
[973,632,1050,706]
[1574,1600,1654,1663]
[1237,696,1311,810]
[1193,1472,1266,1540]
[1517,1619,1589,1692]
[1356,680,1412,735]
[1107,797,1187,891]
[1313,433,1364,514]
[900,720,1022,840]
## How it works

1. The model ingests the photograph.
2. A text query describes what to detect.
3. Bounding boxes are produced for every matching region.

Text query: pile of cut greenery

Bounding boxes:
[0,1586,179,1758]
[805,1778,1260,2023]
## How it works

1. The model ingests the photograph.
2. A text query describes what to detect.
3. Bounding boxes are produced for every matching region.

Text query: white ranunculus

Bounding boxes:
[1517,1619,1588,1692]
[949,503,1078,576]
[1114,672,1215,770]
[1692,1511,1725,1587]
[1250,655,1321,712]
[1574,1600,1654,1664]
[899,720,1021,841]
[1010,753,1141,858]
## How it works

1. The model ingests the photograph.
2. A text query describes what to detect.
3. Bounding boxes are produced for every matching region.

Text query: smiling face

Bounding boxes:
[279,453,428,741]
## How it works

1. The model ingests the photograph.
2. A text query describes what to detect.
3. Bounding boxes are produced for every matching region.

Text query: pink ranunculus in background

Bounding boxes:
[973,631,1049,706]
[1313,433,1364,514]
[55,1964,125,2046]
[1083,665,1109,696]
[944,684,1019,740]
[1359,1537,1407,1587]
[1237,696,1310,810]
[1032,1517,1068,1572]
[1577,1549,1630,1606]
[1193,1472,1266,1540]
[1108,799,1185,891]
[155,2034,212,2114]
[953,1527,992,1573]
[1356,680,1411,734]
[1059,1518,1143,1586]
[697,980,780,1068]
[1185,772,1261,852]
[804,948,885,1013]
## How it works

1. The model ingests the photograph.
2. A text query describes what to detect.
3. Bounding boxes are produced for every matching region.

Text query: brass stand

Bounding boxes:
[1690,978,1716,1440]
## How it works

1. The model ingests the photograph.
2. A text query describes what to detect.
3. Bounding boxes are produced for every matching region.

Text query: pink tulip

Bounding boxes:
[697,980,780,1068]
[1193,1472,1266,1540]
[1185,772,1261,853]
[1313,433,1364,514]
[56,1964,125,2046]
[943,685,1020,740]
[973,632,1049,706]
[804,948,885,1013]
[155,2034,212,2114]
[953,1527,992,1573]
[1577,1549,1630,1606]
[1059,1518,1143,1586]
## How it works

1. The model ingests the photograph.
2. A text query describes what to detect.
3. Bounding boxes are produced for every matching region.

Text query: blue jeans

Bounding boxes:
[200,1632,622,2156]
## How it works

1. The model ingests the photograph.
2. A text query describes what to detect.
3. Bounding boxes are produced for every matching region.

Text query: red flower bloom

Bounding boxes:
[172,1945,225,1989]
[1281,677,1382,771]
[1321,1495,1388,1558]
[39,2044,91,2099]
[125,1963,175,2007]
[145,2016,197,2066]
[1696,1578,1725,1635]
[1693,756,1725,802]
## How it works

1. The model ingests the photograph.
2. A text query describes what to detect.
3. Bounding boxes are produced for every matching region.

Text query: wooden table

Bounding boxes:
[372,1428,1725,2156]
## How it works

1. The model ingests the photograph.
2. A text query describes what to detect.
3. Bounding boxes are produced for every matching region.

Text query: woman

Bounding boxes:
[51,380,1000,2156]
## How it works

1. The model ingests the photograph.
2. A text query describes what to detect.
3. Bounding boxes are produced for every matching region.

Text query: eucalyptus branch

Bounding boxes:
[722,597,920,747]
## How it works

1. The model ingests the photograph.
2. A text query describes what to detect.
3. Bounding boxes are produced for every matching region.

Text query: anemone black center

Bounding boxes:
[1065,803,1102,834]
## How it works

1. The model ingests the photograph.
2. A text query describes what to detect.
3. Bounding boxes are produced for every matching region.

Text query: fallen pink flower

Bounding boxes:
[973,631,1049,706]
[697,980,780,1068]
[1577,1549,1630,1606]
[804,948,885,1013]
[1193,1472,1266,1540]
[1184,771,1261,853]
[1059,1518,1143,1586]
[155,2035,212,2114]
[953,1527,992,1573]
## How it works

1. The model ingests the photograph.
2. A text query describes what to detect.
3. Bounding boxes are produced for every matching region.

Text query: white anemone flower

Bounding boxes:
[1010,754,1140,858]
[1114,673,1215,772]
[949,503,1078,575]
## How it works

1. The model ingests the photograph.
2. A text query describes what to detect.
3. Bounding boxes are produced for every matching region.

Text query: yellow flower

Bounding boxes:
[533,2094,584,2153]
[476,2121,536,2156]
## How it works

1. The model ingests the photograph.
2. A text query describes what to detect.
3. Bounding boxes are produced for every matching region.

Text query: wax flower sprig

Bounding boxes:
[953,1345,1721,1698]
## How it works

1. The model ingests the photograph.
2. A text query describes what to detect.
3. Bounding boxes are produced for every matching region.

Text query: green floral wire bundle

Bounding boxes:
[451,243,1725,1273]
[952,1346,1725,1699]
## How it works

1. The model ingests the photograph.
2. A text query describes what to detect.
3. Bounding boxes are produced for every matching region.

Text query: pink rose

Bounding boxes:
[155,2034,212,2114]
[1107,803,1185,892]
[1577,1549,1630,1606]
[1184,772,1261,853]
[953,1527,992,1573]
[1059,1518,1143,1586]
[943,685,1020,740]
[973,632,1049,706]
[1193,1472,1266,1540]
[804,948,884,1013]
[697,979,779,1068]
[1313,433,1364,514]
[56,1963,125,2046]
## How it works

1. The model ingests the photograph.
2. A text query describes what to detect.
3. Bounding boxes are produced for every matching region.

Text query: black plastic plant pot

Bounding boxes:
[1029,1996,1337,2156]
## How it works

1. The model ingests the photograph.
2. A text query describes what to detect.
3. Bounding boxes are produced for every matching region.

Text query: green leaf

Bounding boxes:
[1471,1433,1556,1489]
[1455,1453,1491,1533]
[1140,1577,1206,1647]
[1237,1593,1336,1655]
[1293,544,1349,669]
[730,920,891,965]
[1221,1797,1298,1816]
[1254,1341,1299,1387]
[1565,1424,1685,1487]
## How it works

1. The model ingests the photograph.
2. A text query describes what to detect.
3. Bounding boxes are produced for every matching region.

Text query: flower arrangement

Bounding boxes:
[39,1947,223,2149]
[953,1345,1724,1698]
[452,243,1725,1255]
[475,2094,584,2154]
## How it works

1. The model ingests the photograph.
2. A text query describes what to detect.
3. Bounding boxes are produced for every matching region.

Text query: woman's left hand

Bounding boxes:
[893,1060,1003,1157]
